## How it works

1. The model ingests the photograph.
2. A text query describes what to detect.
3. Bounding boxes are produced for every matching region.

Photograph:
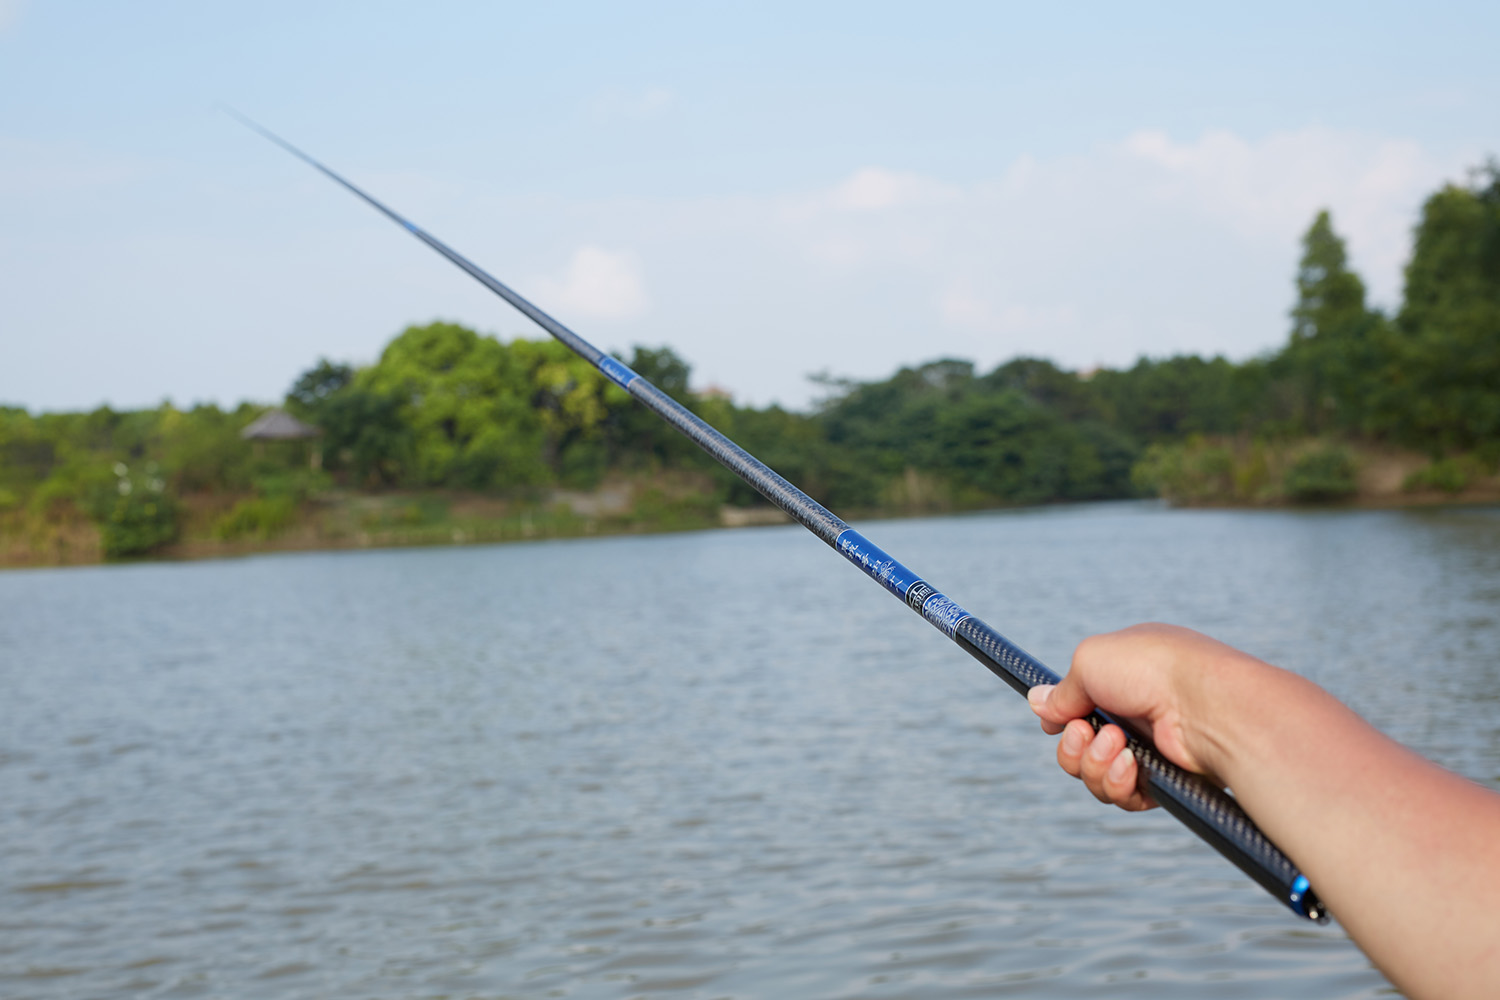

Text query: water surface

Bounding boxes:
[4,502,1499,998]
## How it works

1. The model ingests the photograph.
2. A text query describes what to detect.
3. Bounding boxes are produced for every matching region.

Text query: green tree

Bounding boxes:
[983,357,1103,424]
[0,408,55,495]
[358,323,550,489]
[1381,163,1500,449]
[158,404,254,493]
[601,345,709,471]
[713,402,877,509]
[317,387,412,486]
[819,359,977,474]
[1089,355,1260,440]
[286,359,355,419]
[1281,210,1382,432]
[354,323,626,490]
[934,390,1134,503]
[814,359,1136,505]
[512,337,623,479]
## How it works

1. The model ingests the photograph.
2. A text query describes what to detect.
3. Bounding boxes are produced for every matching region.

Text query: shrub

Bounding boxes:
[96,488,180,558]
[1476,441,1500,475]
[629,487,721,530]
[1284,446,1358,502]
[213,496,298,541]
[1132,439,1235,503]
[72,463,182,558]
[1403,456,1484,494]
[250,469,331,502]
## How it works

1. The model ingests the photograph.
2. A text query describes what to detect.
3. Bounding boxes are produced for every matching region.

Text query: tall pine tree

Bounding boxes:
[1283,210,1381,433]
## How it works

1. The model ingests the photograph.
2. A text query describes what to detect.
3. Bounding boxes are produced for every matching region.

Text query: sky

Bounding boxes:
[1,1,1496,413]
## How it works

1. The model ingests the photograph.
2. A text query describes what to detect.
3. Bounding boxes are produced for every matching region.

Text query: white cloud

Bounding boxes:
[1118,126,1447,305]
[774,168,958,272]
[515,126,1464,405]
[530,246,648,321]
[829,167,957,212]
[2,121,1467,414]
[939,281,1077,337]
[770,126,1453,352]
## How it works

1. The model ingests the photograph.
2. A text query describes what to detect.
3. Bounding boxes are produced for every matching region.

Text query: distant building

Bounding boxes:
[241,409,320,441]
[241,408,322,468]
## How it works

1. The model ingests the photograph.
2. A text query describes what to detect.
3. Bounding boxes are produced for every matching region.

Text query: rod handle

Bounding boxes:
[1090,710,1326,922]
[953,617,1326,922]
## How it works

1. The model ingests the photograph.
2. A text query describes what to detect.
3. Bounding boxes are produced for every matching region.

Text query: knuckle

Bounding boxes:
[1072,634,1105,669]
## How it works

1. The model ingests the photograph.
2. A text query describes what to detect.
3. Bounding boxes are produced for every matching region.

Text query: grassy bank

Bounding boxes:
[1132,438,1500,507]
[0,471,774,569]
[6,443,1500,570]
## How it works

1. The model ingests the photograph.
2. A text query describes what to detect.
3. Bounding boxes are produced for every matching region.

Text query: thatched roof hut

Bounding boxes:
[242,409,322,468]
[241,409,321,441]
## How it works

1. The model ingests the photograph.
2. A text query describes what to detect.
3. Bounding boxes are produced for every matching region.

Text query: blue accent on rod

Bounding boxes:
[1290,875,1311,916]
[919,592,972,638]
[835,530,974,638]
[834,529,921,600]
[597,356,640,390]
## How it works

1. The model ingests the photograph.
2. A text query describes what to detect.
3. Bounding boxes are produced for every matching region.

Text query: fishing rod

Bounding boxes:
[229,111,1326,923]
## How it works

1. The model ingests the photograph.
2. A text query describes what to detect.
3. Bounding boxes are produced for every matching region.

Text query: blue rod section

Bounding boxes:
[231,112,1326,924]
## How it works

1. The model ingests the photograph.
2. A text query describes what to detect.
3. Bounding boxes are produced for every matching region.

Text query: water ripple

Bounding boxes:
[4,504,1494,996]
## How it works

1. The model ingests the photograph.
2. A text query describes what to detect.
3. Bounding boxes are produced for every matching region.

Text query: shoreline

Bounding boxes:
[4,485,1498,572]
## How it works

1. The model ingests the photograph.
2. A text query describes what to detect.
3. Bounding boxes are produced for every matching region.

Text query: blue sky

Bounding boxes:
[1,1,1495,412]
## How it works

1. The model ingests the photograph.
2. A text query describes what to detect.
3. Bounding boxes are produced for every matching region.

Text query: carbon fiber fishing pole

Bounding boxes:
[231,111,1326,923]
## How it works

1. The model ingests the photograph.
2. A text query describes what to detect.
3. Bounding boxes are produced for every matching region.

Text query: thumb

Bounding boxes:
[1026,672,1097,728]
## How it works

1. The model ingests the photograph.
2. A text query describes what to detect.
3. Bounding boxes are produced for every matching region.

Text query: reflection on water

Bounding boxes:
[3,502,1497,997]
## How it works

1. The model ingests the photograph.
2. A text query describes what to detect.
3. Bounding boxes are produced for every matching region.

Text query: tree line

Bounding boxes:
[1,161,1496,558]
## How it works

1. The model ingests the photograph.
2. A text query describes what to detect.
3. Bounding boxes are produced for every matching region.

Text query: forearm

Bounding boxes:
[1195,653,1500,999]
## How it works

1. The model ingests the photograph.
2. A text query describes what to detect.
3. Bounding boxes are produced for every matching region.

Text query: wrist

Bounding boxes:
[1177,643,1295,788]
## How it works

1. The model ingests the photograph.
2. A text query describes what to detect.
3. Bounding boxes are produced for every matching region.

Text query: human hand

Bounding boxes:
[1039,624,1500,997]
[1026,623,1249,811]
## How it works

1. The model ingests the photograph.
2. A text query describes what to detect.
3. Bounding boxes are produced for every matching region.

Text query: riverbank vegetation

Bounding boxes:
[2,163,1497,565]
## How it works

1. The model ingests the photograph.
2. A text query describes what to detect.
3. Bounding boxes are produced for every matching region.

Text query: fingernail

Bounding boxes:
[1027,684,1055,710]
[1062,725,1083,754]
[1108,748,1134,783]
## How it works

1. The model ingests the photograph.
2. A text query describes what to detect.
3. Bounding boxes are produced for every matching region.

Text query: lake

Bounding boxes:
[4,501,1499,998]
